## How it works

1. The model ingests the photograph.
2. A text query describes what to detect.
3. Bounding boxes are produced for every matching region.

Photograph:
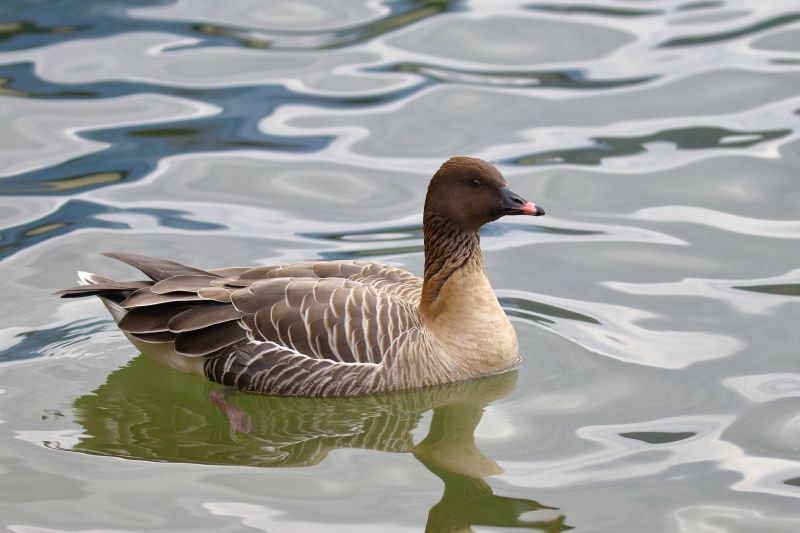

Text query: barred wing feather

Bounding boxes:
[230,276,420,366]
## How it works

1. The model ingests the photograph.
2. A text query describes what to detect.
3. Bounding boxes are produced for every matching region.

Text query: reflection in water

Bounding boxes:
[0,318,107,364]
[70,357,570,532]
[0,171,125,194]
[0,20,83,48]
[511,126,791,167]
[191,0,459,51]
[660,12,800,48]
[0,199,225,261]
[501,297,600,327]
[733,283,800,297]
[416,404,569,533]
[619,431,696,444]
[526,4,662,18]
[381,63,656,90]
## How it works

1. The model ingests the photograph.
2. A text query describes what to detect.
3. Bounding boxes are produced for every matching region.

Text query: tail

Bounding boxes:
[55,252,210,303]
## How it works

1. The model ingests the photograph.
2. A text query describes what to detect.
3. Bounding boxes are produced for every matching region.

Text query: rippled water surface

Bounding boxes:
[1,0,799,531]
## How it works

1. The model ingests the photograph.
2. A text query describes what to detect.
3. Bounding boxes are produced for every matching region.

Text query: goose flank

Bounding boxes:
[57,157,545,397]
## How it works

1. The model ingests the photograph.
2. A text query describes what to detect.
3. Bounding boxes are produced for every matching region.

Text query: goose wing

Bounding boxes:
[59,254,425,395]
[205,341,385,396]
[117,274,421,396]
[227,275,420,365]
[233,260,422,304]
[93,255,422,362]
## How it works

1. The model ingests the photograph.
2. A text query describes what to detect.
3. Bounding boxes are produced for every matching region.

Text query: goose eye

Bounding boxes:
[471,179,482,188]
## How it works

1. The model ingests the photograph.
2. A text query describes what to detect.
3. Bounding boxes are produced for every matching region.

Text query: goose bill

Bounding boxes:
[498,187,545,216]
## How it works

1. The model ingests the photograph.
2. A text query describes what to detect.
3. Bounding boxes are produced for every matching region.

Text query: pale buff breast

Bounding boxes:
[421,264,519,378]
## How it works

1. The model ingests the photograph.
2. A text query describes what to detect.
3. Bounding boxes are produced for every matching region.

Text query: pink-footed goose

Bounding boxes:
[58,157,545,397]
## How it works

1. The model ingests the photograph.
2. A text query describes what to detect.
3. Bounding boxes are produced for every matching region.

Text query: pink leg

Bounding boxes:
[209,390,253,434]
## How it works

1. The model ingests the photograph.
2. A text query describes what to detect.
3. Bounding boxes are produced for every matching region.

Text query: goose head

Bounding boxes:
[424,157,545,232]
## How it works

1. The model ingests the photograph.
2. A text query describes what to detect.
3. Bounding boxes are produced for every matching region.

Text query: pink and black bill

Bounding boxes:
[498,186,545,216]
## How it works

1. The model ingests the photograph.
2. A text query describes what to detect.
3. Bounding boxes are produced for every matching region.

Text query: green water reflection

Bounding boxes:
[71,357,570,532]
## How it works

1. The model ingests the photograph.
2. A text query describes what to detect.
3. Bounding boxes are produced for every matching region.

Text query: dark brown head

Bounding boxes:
[424,157,545,232]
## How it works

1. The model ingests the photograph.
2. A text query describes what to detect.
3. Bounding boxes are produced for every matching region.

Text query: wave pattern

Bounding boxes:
[0,0,799,532]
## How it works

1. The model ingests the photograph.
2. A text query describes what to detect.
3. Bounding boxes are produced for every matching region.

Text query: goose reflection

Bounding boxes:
[71,357,570,532]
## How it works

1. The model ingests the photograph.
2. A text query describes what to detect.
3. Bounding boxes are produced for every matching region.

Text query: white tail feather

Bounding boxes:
[76,271,100,286]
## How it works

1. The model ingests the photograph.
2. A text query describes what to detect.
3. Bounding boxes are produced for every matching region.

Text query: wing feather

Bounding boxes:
[103,252,213,281]
[228,276,419,366]
[197,286,233,303]
[118,303,196,333]
[205,341,382,397]
[132,331,177,343]
[168,304,244,333]
[174,320,248,357]
[121,288,204,308]
[151,275,219,295]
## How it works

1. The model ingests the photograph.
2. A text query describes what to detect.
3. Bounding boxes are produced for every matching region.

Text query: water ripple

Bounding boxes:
[1,0,800,530]
[510,125,791,167]
[526,3,663,18]
[662,12,800,48]
[627,206,800,239]
[0,199,224,261]
[0,318,107,363]
[150,0,461,51]
[378,62,657,89]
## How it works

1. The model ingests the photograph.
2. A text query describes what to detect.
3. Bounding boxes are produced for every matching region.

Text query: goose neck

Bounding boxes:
[420,213,483,314]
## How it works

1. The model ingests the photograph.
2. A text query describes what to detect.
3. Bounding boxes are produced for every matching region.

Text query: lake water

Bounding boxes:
[1,0,799,531]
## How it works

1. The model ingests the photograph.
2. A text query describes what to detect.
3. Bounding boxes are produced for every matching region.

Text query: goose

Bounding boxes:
[58,157,545,397]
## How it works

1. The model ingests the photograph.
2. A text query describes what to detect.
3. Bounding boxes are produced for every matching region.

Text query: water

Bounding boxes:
[1,0,799,531]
